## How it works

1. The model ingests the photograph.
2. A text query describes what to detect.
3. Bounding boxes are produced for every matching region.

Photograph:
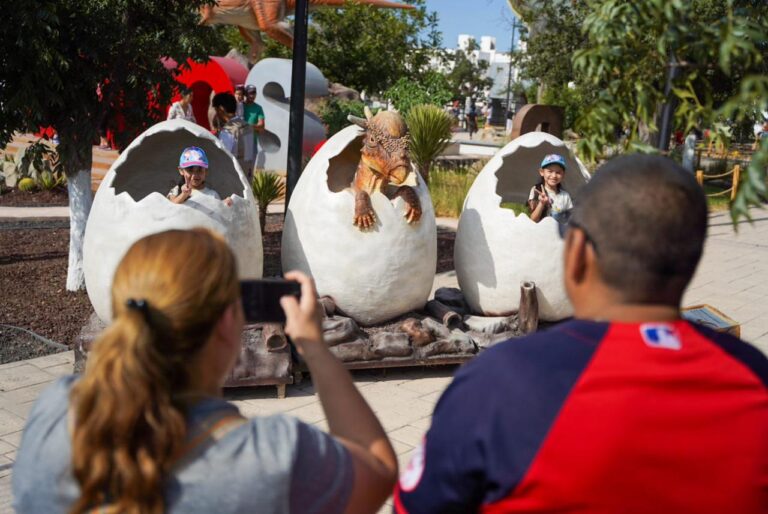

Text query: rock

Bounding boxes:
[328,340,373,362]
[318,296,336,317]
[463,315,511,334]
[419,336,475,358]
[371,332,413,358]
[421,317,451,340]
[470,330,519,350]
[262,323,287,352]
[399,318,434,347]
[448,329,477,354]
[322,316,360,346]
[434,287,470,314]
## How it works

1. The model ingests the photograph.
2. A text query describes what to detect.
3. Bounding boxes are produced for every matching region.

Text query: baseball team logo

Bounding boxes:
[640,323,682,350]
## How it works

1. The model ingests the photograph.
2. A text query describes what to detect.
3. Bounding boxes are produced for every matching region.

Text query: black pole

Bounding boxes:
[504,19,518,115]
[657,57,680,152]
[285,0,310,210]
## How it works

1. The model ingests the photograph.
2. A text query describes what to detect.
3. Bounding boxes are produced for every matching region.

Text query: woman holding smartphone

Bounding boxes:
[12,228,397,514]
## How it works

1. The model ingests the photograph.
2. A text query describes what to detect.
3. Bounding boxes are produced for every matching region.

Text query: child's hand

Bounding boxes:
[538,189,550,206]
[223,197,233,207]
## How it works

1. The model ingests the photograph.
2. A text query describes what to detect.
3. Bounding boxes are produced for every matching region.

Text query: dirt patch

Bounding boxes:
[0,187,68,207]
[0,213,455,364]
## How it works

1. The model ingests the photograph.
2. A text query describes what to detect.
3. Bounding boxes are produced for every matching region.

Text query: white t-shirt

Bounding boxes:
[529,185,573,222]
[167,102,197,123]
[168,185,221,201]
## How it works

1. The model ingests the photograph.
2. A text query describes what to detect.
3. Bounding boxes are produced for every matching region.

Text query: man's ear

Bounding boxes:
[563,228,589,290]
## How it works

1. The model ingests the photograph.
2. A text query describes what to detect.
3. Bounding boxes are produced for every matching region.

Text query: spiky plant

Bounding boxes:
[18,177,37,192]
[405,104,453,185]
[251,171,285,234]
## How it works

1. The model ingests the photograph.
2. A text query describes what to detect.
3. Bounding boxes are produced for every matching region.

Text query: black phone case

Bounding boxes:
[240,279,301,323]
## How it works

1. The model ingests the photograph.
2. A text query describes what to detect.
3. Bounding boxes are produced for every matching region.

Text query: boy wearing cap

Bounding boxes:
[168,146,232,206]
[243,85,265,173]
[527,153,572,223]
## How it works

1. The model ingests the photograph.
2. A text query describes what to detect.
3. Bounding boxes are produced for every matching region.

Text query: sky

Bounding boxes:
[423,0,521,51]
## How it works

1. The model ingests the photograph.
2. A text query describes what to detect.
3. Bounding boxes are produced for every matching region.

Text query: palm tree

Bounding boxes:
[406,104,453,184]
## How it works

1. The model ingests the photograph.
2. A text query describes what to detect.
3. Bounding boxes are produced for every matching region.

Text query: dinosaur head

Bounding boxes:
[349,107,411,188]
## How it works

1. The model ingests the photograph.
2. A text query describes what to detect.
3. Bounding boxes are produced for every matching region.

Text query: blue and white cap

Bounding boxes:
[540,154,567,170]
[179,146,209,169]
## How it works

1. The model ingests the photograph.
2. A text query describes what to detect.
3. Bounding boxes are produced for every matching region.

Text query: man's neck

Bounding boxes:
[575,301,680,323]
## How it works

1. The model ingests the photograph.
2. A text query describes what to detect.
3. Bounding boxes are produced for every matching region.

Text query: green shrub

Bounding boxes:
[251,171,285,234]
[318,97,366,137]
[406,104,453,184]
[428,166,478,218]
[37,170,66,191]
[18,177,37,192]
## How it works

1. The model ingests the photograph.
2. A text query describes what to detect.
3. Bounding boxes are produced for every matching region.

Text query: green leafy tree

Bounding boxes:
[572,0,768,221]
[317,98,366,136]
[262,0,442,94]
[0,1,226,290]
[384,72,452,116]
[446,40,493,101]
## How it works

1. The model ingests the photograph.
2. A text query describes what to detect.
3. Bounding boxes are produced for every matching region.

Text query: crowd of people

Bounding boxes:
[167,84,264,179]
[10,154,768,512]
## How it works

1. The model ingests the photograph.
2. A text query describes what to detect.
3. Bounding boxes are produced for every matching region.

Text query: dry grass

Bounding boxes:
[428,163,483,218]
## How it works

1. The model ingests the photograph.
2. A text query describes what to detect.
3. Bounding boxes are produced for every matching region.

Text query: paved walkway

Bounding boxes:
[1,207,767,511]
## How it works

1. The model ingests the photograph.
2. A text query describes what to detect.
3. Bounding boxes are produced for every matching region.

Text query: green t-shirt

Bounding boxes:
[243,103,265,145]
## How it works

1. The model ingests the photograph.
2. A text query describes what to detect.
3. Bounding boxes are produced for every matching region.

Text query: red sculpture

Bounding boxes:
[200,0,414,61]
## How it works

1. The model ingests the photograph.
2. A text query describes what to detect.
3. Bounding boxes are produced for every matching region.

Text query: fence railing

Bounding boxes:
[696,164,741,201]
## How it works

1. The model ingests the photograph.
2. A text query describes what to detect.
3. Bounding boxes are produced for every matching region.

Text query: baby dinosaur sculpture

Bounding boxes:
[200,0,414,62]
[347,107,422,230]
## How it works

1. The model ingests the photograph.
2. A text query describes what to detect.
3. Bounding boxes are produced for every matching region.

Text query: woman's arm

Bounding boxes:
[281,272,397,514]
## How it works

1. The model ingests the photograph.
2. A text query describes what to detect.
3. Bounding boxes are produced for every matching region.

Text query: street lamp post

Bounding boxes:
[504,17,522,116]
[285,0,310,210]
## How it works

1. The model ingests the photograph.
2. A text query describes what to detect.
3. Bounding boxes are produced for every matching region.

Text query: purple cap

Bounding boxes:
[540,154,567,170]
[179,146,209,169]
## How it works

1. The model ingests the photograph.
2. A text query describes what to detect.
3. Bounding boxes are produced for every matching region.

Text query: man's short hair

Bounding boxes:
[212,92,237,115]
[572,154,707,304]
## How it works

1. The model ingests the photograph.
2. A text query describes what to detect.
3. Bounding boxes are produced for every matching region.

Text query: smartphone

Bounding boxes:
[240,279,301,323]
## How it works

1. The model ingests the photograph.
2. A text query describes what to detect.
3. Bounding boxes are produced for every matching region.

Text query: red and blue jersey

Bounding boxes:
[394,319,768,513]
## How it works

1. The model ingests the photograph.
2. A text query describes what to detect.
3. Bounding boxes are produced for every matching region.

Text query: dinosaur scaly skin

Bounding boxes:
[349,109,421,230]
[200,0,414,62]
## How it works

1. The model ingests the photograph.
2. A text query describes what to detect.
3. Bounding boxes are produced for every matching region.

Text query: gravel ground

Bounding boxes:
[0,187,68,206]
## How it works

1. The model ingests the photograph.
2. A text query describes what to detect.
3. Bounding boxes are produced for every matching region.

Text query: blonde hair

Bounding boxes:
[69,228,239,514]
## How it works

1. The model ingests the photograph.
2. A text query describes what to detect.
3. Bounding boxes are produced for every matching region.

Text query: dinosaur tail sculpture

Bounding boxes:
[288,0,415,9]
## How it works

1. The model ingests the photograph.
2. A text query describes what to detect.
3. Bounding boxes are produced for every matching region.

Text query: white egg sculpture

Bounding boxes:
[84,119,263,323]
[454,131,590,321]
[282,125,437,326]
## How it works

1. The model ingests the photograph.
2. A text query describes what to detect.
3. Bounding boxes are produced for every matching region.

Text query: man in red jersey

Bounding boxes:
[395,154,768,513]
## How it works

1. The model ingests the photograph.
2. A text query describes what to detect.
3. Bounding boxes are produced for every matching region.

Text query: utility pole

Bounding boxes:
[504,17,522,116]
[285,0,310,210]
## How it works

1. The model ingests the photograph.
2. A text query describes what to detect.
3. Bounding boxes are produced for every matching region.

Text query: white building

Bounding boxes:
[436,34,523,102]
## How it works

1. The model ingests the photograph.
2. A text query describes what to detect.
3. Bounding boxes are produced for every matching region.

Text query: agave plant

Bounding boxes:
[405,104,454,185]
[251,171,285,235]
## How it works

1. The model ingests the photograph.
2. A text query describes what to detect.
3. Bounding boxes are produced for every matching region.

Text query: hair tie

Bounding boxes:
[125,298,150,322]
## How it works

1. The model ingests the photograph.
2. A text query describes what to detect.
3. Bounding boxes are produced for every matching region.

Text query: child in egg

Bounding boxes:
[527,154,572,223]
[168,146,233,207]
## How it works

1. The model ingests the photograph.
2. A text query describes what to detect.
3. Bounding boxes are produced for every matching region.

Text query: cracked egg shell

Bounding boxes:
[281,125,437,326]
[84,119,263,323]
[454,131,590,321]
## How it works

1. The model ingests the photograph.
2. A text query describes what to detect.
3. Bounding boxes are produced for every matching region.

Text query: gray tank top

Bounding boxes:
[12,376,353,513]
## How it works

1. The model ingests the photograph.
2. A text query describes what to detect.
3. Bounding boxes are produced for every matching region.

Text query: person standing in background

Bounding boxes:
[167,87,196,123]
[243,85,265,172]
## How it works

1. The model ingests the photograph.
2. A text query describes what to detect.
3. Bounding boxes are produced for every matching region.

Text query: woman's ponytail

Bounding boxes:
[70,304,186,514]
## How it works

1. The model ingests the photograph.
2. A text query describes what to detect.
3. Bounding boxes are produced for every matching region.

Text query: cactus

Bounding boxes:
[18,177,37,192]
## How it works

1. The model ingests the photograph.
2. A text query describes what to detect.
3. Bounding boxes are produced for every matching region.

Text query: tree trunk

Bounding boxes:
[258,207,267,237]
[66,168,93,291]
[421,162,431,185]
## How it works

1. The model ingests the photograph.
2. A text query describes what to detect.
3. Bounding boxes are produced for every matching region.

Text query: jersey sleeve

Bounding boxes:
[289,421,354,514]
[394,362,492,513]
[563,190,573,210]
[256,105,265,122]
